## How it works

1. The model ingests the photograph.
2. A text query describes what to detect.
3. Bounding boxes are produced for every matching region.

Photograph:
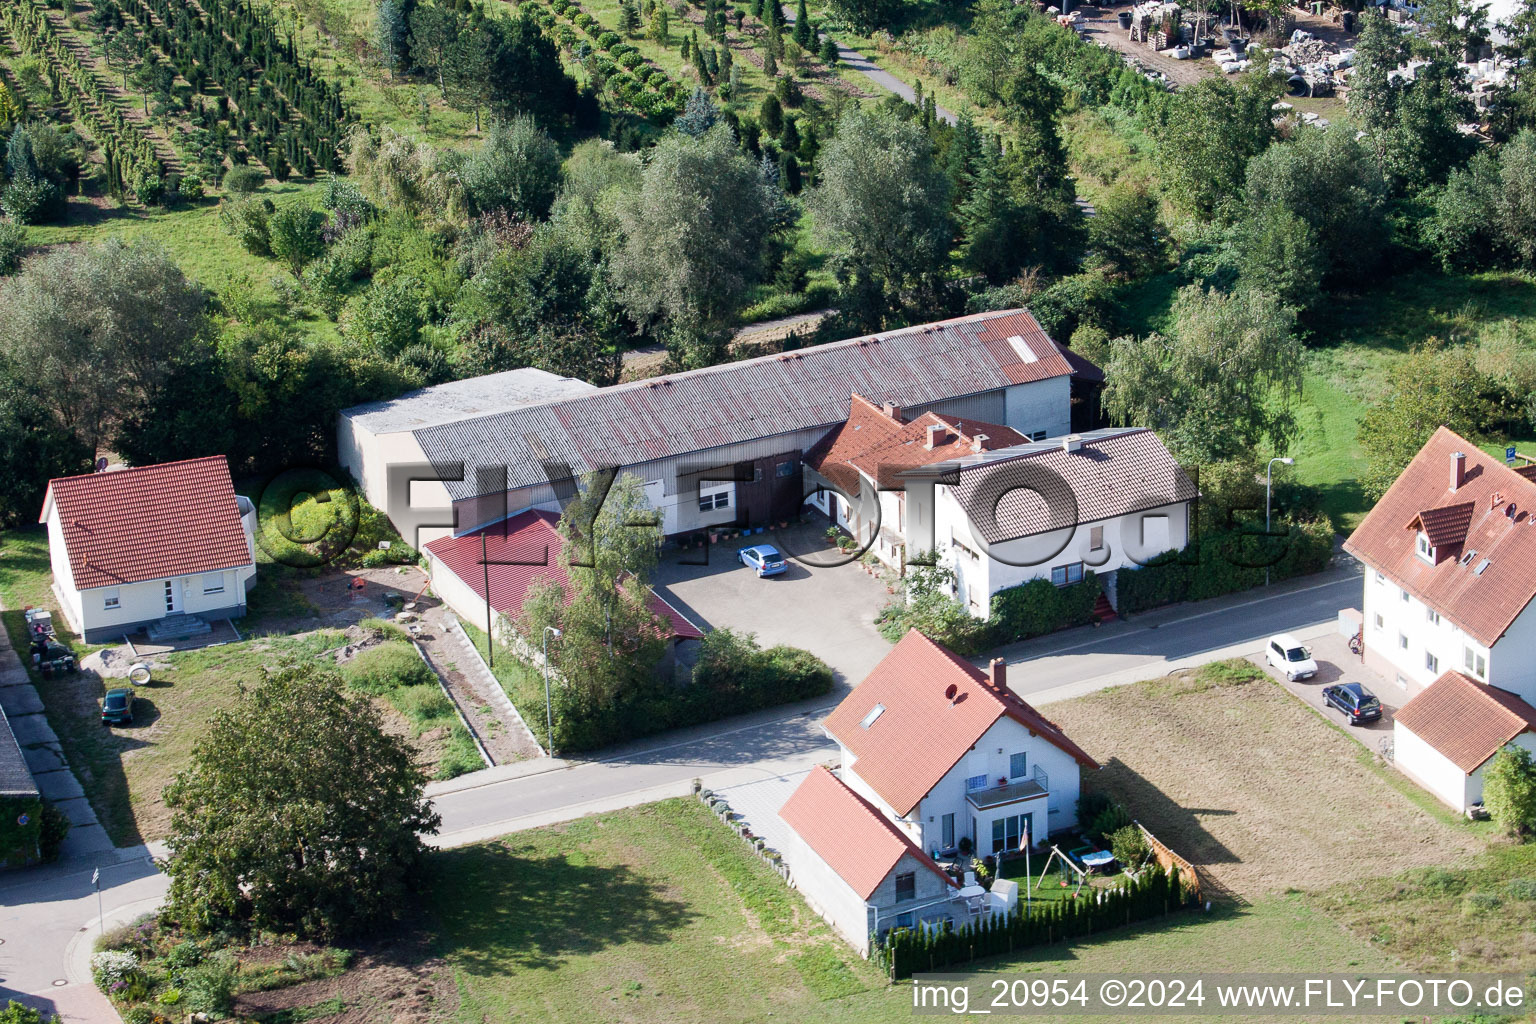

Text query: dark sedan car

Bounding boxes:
[101,688,134,726]
[1322,682,1382,725]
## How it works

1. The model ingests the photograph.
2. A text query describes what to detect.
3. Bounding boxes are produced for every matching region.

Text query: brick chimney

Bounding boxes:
[881,401,902,421]
[925,423,946,450]
[1451,451,1467,492]
[989,657,1007,691]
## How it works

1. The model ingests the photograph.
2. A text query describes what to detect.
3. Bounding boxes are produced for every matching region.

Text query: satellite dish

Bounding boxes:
[95,457,108,472]
[944,684,958,701]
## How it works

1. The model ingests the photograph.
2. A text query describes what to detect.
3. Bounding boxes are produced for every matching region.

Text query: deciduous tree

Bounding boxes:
[163,664,440,940]
[1484,745,1536,837]
[1103,285,1301,465]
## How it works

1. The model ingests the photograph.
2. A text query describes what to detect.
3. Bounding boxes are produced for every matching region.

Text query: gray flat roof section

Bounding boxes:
[414,309,1079,502]
[0,704,39,799]
[341,367,599,434]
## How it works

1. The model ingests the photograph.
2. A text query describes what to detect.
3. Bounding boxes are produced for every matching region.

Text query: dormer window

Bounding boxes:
[1416,531,1435,564]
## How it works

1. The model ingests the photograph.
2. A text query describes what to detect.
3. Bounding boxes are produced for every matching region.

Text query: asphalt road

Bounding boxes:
[0,564,1361,1021]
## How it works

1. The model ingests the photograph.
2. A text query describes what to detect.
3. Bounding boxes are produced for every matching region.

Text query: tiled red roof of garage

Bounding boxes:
[824,630,1095,818]
[40,457,252,590]
[778,765,955,900]
[1394,670,1536,773]
[424,510,702,640]
[1344,427,1536,647]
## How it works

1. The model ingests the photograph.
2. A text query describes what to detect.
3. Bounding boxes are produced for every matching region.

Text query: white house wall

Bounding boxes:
[1392,721,1473,810]
[1362,570,1502,695]
[75,568,249,642]
[781,826,881,956]
[1490,603,1536,707]
[43,506,84,636]
[843,716,1082,858]
[933,487,1188,618]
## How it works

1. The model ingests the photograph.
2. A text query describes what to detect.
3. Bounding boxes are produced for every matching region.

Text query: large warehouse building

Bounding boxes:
[338,309,1099,548]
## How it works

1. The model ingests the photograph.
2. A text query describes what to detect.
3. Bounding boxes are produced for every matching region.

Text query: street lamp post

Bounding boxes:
[1266,457,1294,586]
[542,626,562,756]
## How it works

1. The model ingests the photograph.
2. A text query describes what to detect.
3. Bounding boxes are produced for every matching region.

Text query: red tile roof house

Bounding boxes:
[39,457,257,644]
[777,629,1096,954]
[913,428,1198,619]
[803,394,1029,571]
[1343,427,1536,811]
[423,509,703,675]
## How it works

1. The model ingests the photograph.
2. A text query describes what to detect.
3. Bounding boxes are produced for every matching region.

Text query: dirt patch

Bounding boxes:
[1047,670,1482,901]
[231,934,456,1024]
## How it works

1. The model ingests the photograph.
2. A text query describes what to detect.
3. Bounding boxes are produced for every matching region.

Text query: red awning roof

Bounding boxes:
[424,510,702,640]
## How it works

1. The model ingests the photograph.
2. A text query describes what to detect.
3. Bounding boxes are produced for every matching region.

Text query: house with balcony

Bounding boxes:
[40,457,258,643]
[1343,427,1536,811]
[918,428,1198,619]
[776,629,1095,951]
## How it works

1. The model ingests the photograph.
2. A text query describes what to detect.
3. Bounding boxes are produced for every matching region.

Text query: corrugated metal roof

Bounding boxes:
[415,310,1077,501]
[340,367,598,434]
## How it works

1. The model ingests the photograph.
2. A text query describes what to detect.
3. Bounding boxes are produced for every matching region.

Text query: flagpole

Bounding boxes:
[94,866,103,939]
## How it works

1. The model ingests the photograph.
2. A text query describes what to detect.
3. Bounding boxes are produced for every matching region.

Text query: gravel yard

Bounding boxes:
[1045,663,1482,901]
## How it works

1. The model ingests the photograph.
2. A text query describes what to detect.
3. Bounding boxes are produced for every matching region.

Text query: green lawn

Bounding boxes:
[1313,841,1536,974]
[21,182,325,299]
[431,798,1392,1024]
[0,528,467,845]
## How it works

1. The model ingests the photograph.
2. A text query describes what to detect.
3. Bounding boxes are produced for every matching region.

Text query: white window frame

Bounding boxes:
[103,589,120,610]
[1373,612,1384,631]
[1088,525,1104,552]
[202,573,225,595]
[698,487,731,513]
[1416,532,1434,564]
[1009,752,1027,779]
[1051,562,1085,587]
[1426,608,1440,626]
[1425,651,1439,674]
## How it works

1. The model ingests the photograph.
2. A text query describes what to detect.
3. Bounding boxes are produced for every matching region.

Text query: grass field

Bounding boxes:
[430,798,1393,1024]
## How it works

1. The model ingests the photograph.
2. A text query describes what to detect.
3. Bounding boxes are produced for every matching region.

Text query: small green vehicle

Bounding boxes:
[101,688,135,725]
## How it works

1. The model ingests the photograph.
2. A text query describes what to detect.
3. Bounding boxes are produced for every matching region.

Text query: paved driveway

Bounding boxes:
[1255,628,1400,753]
[650,531,894,692]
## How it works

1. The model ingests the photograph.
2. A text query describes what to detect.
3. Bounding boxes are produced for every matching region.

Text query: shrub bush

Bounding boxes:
[1108,824,1149,866]
[222,165,266,193]
[91,950,140,990]
[1116,518,1334,615]
[181,951,237,1016]
[617,49,644,68]
[1461,891,1503,916]
[0,219,26,275]
[39,801,69,861]
[875,590,992,654]
[597,30,621,48]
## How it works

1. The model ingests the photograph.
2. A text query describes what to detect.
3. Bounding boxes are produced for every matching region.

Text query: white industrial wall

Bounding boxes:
[1004,377,1072,439]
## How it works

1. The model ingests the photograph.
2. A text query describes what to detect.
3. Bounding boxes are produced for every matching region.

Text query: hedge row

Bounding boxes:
[1116,518,1334,616]
[989,574,1102,645]
[874,866,1193,980]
